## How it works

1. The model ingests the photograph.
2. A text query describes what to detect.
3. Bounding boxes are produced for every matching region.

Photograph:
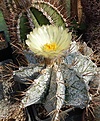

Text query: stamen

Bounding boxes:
[43,42,57,52]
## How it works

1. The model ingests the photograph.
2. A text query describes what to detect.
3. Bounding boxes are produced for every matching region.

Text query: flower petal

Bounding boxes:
[26,25,72,58]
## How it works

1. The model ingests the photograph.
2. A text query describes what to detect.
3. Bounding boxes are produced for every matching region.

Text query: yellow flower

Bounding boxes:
[26,25,72,59]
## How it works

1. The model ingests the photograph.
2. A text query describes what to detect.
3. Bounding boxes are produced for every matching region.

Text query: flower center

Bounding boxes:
[43,42,57,52]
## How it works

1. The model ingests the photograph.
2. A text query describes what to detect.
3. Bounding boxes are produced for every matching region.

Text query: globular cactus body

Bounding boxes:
[13,41,97,120]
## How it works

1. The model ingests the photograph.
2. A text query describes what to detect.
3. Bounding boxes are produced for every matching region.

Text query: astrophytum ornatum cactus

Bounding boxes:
[13,25,97,121]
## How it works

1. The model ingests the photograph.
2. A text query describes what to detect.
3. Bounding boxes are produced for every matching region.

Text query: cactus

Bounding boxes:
[0,10,10,42]
[14,22,96,121]
[13,39,97,121]
[17,0,68,42]
[0,0,98,121]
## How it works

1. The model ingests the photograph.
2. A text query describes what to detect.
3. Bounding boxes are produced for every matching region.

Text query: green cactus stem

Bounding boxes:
[18,0,69,42]
[0,10,10,42]
[31,1,68,28]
